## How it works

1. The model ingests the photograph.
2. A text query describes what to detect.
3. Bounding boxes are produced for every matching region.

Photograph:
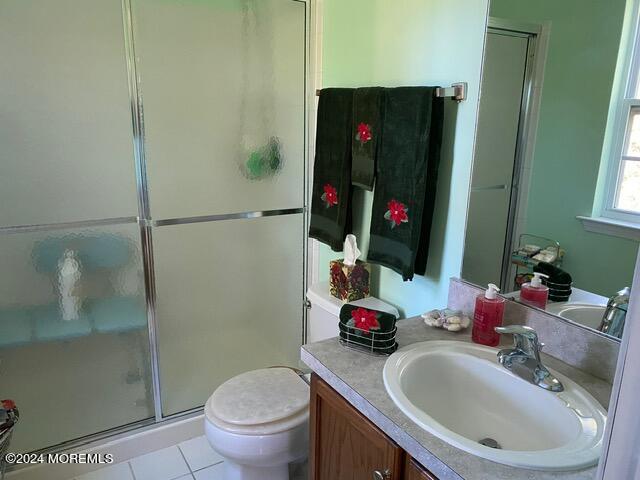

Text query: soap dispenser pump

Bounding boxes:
[520,272,550,310]
[472,283,506,347]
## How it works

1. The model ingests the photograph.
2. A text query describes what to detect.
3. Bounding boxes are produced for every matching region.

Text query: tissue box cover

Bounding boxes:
[329,259,371,301]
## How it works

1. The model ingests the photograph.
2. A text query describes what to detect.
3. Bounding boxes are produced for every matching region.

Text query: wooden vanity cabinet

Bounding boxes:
[309,373,438,480]
[404,456,438,480]
[309,373,403,479]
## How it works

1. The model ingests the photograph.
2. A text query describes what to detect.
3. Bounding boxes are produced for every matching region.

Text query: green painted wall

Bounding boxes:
[318,0,489,317]
[491,0,639,296]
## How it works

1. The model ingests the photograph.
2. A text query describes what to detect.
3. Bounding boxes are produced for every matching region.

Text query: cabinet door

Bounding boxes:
[404,456,438,480]
[310,373,403,480]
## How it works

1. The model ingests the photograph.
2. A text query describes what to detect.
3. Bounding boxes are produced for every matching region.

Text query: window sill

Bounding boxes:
[577,216,640,241]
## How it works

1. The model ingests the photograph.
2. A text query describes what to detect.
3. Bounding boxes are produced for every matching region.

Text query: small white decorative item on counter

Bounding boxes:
[421,309,471,332]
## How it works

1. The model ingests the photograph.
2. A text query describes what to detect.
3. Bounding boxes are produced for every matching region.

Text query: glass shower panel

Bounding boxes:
[153,214,304,416]
[0,224,153,452]
[0,0,138,227]
[132,0,306,219]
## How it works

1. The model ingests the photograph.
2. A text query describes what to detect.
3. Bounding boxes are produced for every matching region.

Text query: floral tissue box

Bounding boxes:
[329,259,371,301]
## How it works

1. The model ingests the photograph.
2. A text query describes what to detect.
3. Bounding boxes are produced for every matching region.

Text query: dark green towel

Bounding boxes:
[367,87,444,281]
[351,87,383,191]
[339,304,397,351]
[309,88,354,251]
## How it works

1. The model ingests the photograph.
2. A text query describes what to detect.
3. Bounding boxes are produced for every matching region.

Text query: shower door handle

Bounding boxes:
[471,184,507,191]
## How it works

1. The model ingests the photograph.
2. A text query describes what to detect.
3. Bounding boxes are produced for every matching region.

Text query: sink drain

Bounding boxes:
[478,438,502,449]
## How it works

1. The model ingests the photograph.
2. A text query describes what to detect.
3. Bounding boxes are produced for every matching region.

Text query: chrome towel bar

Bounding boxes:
[315,82,467,103]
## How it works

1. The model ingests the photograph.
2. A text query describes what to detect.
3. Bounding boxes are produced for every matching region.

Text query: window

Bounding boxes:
[603,5,640,223]
[616,107,640,214]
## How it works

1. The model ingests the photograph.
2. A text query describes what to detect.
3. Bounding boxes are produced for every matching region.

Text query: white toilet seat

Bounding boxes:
[205,367,310,435]
[205,396,309,435]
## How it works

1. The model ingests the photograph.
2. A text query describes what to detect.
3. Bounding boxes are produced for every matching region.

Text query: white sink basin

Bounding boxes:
[383,341,606,471]
[547,303,606,330]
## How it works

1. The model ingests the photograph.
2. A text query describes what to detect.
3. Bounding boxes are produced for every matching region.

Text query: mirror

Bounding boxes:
[462,0,639,340]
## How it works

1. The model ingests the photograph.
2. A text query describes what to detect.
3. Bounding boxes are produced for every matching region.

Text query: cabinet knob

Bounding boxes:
[372,469,391,480]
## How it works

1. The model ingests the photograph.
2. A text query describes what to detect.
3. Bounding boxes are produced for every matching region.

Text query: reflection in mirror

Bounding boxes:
[463,0,639,340]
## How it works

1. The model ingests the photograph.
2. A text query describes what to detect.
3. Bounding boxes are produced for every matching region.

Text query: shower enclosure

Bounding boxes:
[0,0,308,453]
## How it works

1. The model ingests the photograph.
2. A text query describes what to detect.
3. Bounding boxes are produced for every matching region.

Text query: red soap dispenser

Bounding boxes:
[520,272,549,309]
[472,283,506,347]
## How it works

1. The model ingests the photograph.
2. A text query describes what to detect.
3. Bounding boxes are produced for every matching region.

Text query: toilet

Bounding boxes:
[205,367,309,480]
[204,282,399,480]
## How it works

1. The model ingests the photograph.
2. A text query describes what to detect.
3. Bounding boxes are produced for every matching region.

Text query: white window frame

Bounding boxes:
[602,1,640,224]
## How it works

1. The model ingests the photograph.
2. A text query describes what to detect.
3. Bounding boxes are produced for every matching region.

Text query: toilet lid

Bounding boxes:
[209,368,309,426]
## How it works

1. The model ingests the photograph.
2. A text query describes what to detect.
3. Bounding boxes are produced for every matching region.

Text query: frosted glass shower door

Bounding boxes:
[133,0,306,219]
[153,215,304,415]
[0,0,153,452]
[132,0,306,415]
[0,0,139,226]
[0,225,153,453]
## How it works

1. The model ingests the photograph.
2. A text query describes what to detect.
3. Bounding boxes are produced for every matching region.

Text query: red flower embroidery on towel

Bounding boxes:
[321,184,338,208]
[384,199,409,228]
[356,123,373,144]
[351,307,380,333]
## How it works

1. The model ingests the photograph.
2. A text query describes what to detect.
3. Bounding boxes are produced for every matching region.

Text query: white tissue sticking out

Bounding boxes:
[421,309,471,332]
[343,234,361,267]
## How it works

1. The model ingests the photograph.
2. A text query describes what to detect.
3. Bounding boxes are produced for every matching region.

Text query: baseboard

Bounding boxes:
[5,412,204,480]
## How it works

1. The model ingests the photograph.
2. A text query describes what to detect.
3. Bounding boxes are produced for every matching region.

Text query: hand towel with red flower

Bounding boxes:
[309,88,354,251]
[339,304,397,353]
[367,87,444,281]
[352,87,384,191]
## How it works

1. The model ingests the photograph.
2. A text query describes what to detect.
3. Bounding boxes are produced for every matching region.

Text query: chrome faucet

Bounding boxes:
[598,287,630,339]
[494,325,564,392]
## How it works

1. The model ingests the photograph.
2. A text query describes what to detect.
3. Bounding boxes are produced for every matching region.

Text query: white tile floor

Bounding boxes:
[71,435,308,480]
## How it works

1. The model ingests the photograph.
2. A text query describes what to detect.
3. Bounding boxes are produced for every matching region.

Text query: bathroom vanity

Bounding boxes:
[310,372,434,479]
[302,313,613,480]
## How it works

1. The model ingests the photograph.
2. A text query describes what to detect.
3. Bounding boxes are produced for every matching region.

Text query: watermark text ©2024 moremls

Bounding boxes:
[3,452,114,465]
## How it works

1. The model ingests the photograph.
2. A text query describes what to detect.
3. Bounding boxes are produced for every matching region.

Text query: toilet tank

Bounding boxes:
[306,282,400,344]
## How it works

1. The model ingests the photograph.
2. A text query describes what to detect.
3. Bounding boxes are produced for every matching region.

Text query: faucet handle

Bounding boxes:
[495,325,542,358]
